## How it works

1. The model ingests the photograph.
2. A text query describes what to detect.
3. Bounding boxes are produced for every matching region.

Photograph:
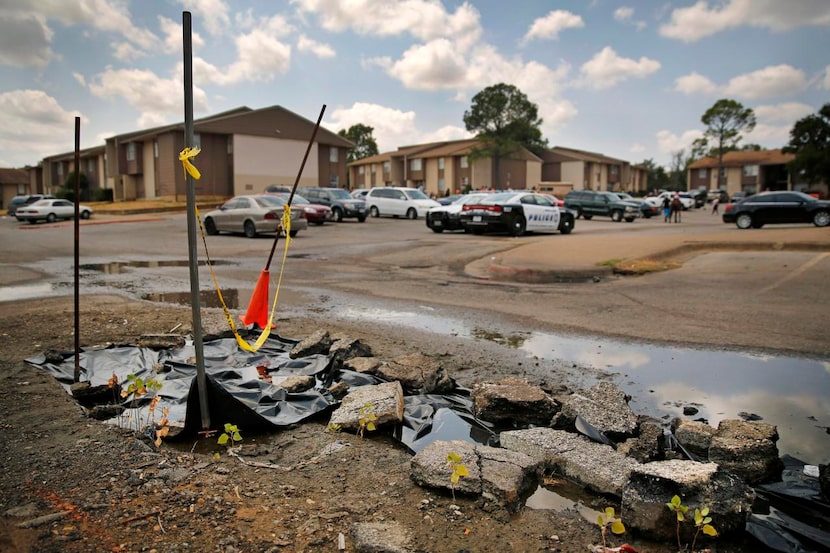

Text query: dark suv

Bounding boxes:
[299,187,367,222]
[564,190,641,222]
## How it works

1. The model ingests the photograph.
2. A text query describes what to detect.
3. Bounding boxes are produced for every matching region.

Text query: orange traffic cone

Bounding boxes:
[240,270,270,329]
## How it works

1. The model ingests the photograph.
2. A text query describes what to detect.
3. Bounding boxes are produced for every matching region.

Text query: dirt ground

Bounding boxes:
[0,295,748,553]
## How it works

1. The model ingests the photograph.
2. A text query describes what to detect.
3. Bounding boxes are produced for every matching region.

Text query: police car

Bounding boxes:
[458,192,575,236]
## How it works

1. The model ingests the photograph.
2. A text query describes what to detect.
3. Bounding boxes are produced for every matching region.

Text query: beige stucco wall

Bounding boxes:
[526,161,542,189]
[561,161,584,190]
[233,134,319,195]
[471,158,491,189]
[142,142,156,198]
[424,158,439,197]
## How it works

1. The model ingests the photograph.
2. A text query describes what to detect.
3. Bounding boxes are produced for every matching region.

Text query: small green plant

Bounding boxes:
[357,402,377,439]
[218,423,242,448]
[665,495,718,552]
[326,422,342,433]
[691,506,718,552]
[596,506,626,553]
[446,451,469,501]
[119,374,163,431]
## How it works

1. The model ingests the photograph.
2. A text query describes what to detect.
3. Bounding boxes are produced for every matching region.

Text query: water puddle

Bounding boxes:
[141,289,239,309]
[80,259,234,273]
[525,476,604,522]
[0,282,56,302]
[335,306,830,465]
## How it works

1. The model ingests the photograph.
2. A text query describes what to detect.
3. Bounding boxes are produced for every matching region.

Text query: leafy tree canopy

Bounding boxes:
[782,103,830,185]
[638,158,670,192]
[337,124,379,163]
[695,98,756,162]
[463,83,548,158]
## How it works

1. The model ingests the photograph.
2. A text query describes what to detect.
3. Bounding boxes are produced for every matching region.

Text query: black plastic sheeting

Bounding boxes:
[26,331,495,453]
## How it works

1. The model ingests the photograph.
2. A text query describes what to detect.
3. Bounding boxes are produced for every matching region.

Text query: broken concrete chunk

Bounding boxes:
[708,419,783,485]
[137,334,186,349]
[409,439,540,511]
[289,329,331,359]
[328,381,404,431]
[555,381,638,440]
[330,337,373,365]
[344,357,381,374]
[273,375,315,393]
[617,421,664,463]
[326,381,350,400]
[672,418,716,458]
[471,377,559,426]
[622,459,755,541]
[500,427,639,497]
[376,353,454,394]
[350,521,413,553]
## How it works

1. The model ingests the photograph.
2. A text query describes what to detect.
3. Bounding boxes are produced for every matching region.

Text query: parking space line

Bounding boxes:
[759,252,829,293]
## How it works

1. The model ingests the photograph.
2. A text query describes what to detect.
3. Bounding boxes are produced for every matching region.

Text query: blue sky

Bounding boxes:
[1,0,828,170]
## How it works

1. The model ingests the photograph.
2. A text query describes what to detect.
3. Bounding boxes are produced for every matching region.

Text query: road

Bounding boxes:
[1,207,828,357]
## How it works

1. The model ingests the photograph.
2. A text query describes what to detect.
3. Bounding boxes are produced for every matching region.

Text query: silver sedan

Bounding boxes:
[16,199,93,223]
[201,195,309,238]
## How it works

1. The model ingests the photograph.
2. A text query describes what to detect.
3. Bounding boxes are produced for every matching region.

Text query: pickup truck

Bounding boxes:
[564,190,641,222]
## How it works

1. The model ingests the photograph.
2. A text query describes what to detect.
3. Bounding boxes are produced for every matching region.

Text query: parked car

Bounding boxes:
[540,193,565,207]
[564,190,641,222]
[425,193,490,233]
[299,187,367,222]
[437,194,464,206]
[6,194,56,219]
[612,192,658,218]
[15,198,92,223]
[202,194,308,238]
[731,191,749,203]
[350,189,370,200]
[644,191,695,211]
[721,191,830,229]
[688,189,707,208]
[459,192,575,236]
[265,185,292,194]
[268,193,332,225]
[707,189,729,204]
[364,187,440,219]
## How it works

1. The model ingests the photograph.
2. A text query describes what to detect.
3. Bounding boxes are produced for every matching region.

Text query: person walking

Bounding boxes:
[712,196,720,215]
[662,195,671,223]
[671,193,682,223]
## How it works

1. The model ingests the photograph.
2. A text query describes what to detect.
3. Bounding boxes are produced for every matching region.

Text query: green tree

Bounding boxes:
[463,83,548,188]
[696,99,756,187]
[60,171,90,201]
[669,149,693,190]
[338,124,379,163]
[639,158,669,192]
[782,103,830,186]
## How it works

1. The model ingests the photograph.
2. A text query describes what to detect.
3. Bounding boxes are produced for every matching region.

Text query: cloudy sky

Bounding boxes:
[1,0,828,169]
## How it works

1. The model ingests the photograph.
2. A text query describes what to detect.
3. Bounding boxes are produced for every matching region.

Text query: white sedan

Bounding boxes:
[644,192,695,211]
[16,199,93,223]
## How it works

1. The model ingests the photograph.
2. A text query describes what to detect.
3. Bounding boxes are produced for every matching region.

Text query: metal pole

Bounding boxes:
[73,116,81,383]
[183,11,210,430]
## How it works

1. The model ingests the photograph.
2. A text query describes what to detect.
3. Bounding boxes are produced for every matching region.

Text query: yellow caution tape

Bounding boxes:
[179,147,201,180]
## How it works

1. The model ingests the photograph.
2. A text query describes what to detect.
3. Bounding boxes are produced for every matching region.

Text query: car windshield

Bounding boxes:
[455,194,488,205]
[254,195,286,207]
[617,193,634,200]
[273,193,310,204]
[403,189,429,200]
[329,189,352,200]
[478,193,515,204]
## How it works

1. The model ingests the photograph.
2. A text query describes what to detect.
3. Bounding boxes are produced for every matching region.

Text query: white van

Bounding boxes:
[364,187,440,219]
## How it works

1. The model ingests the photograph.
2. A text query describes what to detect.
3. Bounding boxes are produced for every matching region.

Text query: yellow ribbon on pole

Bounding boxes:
[179,147,201,180]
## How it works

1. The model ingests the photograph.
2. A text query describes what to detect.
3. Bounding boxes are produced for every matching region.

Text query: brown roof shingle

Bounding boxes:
[688,149,794,169]
[0,168,29,184]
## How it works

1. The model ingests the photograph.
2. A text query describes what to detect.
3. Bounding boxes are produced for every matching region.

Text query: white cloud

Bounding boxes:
[159,16,205,54]
[753,102,814,124]
[523,10,584,42]
[630,143,646,154]
[420,125,473,144]
[327,102,420,152]
[292,0,482,48]
[674,72,719,95]
[0,12,54,68]
[0,90,82,166]
[297,34,336,59]
[579,46,660,89]
[37,0,158,49]
[88,68,209,126]
[179,0,231,36]
[72,72,86,87]
[656,129,704,153]
[660,0,830,42]
[112,42,146,62]
[724,65,807,99]
[383,39,469,90]
[614,6,647,30]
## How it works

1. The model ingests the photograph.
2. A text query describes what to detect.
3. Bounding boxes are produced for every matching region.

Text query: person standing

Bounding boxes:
[712,196,720,215]
[662,195,671,223]
[671,193,682,223]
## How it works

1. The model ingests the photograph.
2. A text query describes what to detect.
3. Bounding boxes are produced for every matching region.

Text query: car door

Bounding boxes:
[390,189,407,216]
[54,200,74,218]
[774,192,808,223]
[527,194,559,231]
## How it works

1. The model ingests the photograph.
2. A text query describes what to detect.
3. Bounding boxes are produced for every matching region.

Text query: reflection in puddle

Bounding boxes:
[0,282,54,302]
[80,259,234,273]
[526,477,603,522]
[332,306,830,465]
[141,289,239,309]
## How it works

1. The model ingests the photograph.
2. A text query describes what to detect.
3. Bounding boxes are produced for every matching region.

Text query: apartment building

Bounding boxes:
[540,147,648,195]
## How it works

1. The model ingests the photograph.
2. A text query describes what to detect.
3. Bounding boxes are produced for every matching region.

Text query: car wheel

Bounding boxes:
[431,227,444,233]
[611,210,623,222]
[813,210,830,227]
[46,213,56,223]
[559,217,573,235]
[735,213,753,229]
[204,217,218,235]
[583,214,593,220]
[406,208,417,219]
[470,228,484,235]
[510,216,526,237]
[357,215,366,223]
[332,208,343,222]
[80,210,91,220]
[370,206,379,218]
[625,217,635,223]
[244,220,257,238]
[288,230,298,237]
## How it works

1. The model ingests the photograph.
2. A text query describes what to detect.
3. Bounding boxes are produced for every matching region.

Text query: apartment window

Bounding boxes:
[698,168,706,179]
[17,184,26,194]
[719,168,727,178]
[227,138,233,154]
[383,161,390,173]
[371,164,376,173]
[153,141,159,158]
[126,143,136,162]
[410,158,422,171]
[87,158,95,172]
[193,133,201,148]
[329,175,339,186]
[438,157,445,170]
[330,147,338,163]
[438,177,445,191]
[57,163,64,177]
[610,165,618,176]
[743,164,758,177]
[358,166,365,175]
[460,156,468,169]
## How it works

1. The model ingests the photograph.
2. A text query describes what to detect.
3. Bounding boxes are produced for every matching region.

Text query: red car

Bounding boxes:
[541,193,565,207]
[269,193,333,225]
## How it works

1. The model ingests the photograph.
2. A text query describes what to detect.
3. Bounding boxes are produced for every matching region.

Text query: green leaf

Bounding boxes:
[232,431,242,441]
[217,433,229,445]
[605,507,616,519]
[677,512,685,522]
[610,520,626,535]
[366,422,376,432]
[455,465,469,477]
[597,514,604,527]
[703,524,718,537]
[451,473,460,484]
[447,452,462,464]
[700,507,710,517]
[670,495,682,507]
